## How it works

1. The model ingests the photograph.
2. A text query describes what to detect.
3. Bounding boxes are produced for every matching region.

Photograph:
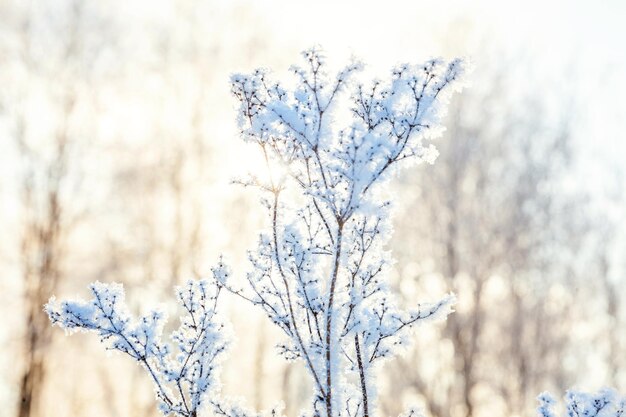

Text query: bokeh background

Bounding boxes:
[1,1,625,417]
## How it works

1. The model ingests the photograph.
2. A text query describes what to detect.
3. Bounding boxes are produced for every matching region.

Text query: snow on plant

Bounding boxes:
[45,265,229,417]
[537,389,626,417]
[46,48,466,417]
[225,47,465,417]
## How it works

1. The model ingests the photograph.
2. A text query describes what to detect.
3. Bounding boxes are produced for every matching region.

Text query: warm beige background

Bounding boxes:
[1,1,624,417]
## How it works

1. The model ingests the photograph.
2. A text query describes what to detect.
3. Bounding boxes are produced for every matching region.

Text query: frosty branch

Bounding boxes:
[226,48,465,417]
[46,264,230,417]
[46,48,466,417]
[537,389,626,417]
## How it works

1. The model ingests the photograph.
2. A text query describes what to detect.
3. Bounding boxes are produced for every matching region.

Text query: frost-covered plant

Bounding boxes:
[45,265,230,417]
[46,48,466,417]
[537,389,626,417]
[225,48,465,417]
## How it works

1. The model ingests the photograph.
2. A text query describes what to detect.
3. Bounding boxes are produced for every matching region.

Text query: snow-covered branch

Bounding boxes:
[47,48,466,417]
[229,47,466,417]
[537,389,626,417]
[45,264,230,417]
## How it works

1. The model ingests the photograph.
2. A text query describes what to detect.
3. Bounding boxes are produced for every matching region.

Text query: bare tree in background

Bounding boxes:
[10,3,86,416]
[383,64,587,417]
[590,173,626,389]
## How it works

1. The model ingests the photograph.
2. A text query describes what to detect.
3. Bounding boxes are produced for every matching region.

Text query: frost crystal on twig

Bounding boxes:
[537,389,626,417]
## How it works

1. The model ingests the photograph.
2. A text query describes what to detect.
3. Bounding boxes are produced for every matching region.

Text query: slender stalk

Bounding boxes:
[272,192,326,397]
[355,334,369,417]
[325,222,344,417]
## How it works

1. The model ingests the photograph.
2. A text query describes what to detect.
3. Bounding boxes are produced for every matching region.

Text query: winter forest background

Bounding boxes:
[1,1,625,417]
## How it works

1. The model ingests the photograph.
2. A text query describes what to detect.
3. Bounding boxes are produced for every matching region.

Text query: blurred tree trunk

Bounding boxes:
[17,94,74,417]
[14,2,83,415]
